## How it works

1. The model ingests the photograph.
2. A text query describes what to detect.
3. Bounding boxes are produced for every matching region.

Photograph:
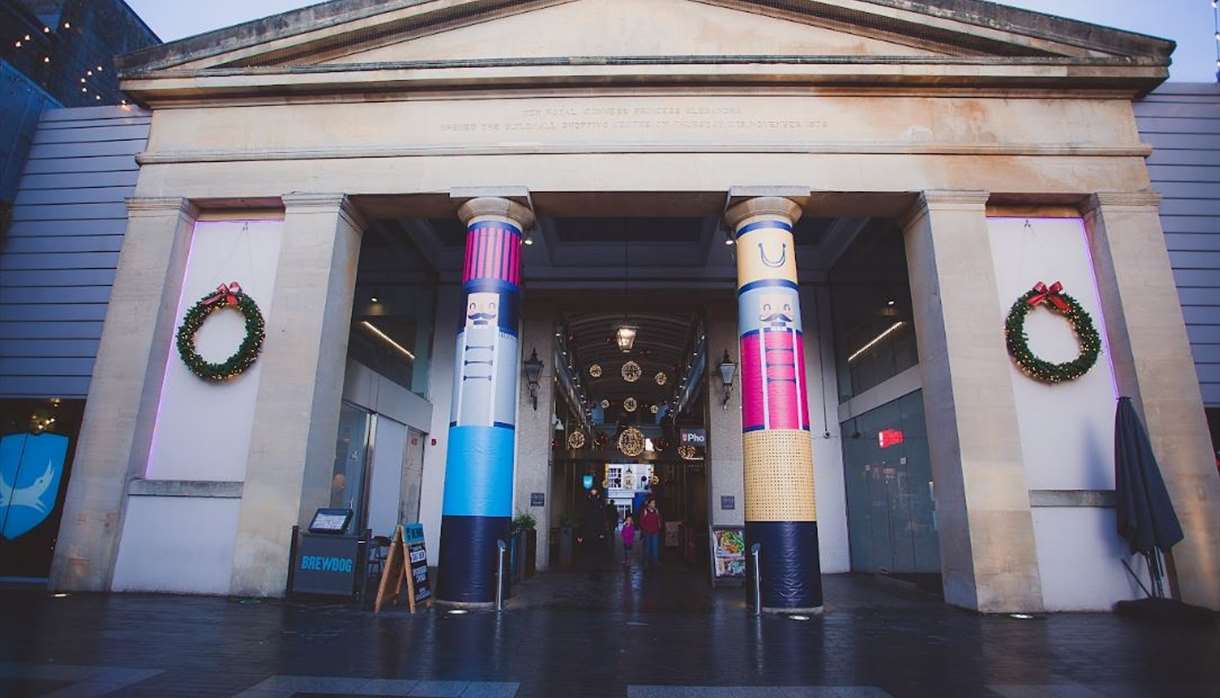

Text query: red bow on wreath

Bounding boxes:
[202,282,243,307]
[1026,281,1068,312]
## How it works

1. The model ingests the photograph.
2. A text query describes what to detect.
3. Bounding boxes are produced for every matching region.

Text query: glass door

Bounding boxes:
[841,390,939,574]
[330,401,373,533]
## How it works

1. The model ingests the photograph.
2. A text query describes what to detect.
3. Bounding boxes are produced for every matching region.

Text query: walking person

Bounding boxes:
[581,487,608,575]
[639,497,663,568]
[619,510,636,568]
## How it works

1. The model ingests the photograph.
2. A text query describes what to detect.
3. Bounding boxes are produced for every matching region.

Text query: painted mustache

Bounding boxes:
[761,312,793,324]
[468,312,497,323]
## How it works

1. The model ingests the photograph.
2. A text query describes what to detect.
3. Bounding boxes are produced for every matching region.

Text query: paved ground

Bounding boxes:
[0,562,1216,697]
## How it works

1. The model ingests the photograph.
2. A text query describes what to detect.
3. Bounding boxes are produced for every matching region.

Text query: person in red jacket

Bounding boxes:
[638,497,663,568]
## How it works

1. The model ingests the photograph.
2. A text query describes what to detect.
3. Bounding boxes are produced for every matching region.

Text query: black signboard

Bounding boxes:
[403,523,431,608]
[291,530,362,597]
[308,507,353,534]
[530,492,545,507]
[720,495,735,510]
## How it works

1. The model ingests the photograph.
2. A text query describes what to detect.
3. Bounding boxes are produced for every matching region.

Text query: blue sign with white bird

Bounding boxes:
[0,432,69,540]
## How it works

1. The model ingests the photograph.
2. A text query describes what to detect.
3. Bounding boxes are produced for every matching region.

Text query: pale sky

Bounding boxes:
[125,0,1219,82]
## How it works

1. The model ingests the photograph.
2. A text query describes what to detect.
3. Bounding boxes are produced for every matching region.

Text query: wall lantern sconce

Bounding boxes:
[718,349,737,410]
[524,348,544,410]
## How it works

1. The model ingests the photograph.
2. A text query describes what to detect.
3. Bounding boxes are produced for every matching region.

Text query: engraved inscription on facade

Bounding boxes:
[439,103,829,134]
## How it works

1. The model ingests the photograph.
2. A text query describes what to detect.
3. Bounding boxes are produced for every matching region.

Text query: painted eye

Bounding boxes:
[468,302,476,312]
[762,304,771,312]
[784,304,791,312]
[489,302,497,312]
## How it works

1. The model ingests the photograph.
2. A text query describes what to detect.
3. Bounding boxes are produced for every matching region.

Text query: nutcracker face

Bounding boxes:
[758,294,794,329]
[453,289,519,428]
[466,292,499,329]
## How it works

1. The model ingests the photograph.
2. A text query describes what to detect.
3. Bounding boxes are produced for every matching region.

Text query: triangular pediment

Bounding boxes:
[310,0,945,66]
[119,0,1174,74]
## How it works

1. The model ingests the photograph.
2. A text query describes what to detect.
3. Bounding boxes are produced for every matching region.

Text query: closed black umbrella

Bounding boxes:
[1114,396,1184,598]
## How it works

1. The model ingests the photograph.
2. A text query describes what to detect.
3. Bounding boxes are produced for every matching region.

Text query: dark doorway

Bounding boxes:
[546,301,711,599]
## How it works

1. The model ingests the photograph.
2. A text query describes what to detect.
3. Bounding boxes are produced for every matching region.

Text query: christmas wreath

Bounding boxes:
[1004,281,1100,384]
[176,282,266,382]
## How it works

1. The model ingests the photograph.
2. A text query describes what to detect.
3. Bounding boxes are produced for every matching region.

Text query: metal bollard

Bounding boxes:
[750,543,762,616]
[496,540,508,612]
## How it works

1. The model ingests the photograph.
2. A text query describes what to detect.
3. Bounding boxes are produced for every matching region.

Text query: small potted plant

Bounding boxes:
[512,511,537,578]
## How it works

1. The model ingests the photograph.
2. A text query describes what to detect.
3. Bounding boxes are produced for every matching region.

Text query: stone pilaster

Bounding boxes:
[705,300,744,529]
[514,301,557,571]
[229,193,364,597]
[901,190,1043,613]
[50,197,198,592]
[1083,192,1220,611]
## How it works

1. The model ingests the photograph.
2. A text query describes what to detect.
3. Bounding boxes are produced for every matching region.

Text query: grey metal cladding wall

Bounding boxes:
[1135,83,1220,406]
[0,104,149,399]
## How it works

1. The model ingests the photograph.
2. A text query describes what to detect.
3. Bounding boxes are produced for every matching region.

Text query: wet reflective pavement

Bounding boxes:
[0,564,1216,697]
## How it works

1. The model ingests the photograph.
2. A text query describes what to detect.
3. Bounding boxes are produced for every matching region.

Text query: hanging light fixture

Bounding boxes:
[615,325,637,352]
[616,228,636,352]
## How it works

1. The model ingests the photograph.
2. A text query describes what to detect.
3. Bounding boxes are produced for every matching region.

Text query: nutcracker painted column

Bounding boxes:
[726,196,822,613]
[436,197,534,605]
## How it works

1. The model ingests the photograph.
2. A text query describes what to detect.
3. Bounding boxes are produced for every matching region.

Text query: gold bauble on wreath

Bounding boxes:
[654,371,668,386]
[618,427,646,457]
[567,430,586,449]
[589,363,603,378]
[621,360,642,383]
[623,396,638,412]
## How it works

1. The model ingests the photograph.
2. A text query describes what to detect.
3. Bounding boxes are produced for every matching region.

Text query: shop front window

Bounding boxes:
[0,397,84,578]
[330,402,373,531]
[829,221,917,400]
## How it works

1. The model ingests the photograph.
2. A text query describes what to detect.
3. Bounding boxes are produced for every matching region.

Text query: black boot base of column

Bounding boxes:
[746,520,823,610]
[435,514,510,605]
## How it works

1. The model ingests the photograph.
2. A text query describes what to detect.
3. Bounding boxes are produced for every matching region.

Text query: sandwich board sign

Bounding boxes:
[403,523,432,609]
[374,523,432,613]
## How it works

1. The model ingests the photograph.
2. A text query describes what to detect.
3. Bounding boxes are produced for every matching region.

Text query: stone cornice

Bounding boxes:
[282,192,367,230]
[120,57,1169,104]
[899,190,989,230]
[128,478,243,499]
[919,190,991,208]
[1081,191,1163,215]
[125,197,199,219]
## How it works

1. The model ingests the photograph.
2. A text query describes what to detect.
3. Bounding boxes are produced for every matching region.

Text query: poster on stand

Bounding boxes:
[708,525,746,587]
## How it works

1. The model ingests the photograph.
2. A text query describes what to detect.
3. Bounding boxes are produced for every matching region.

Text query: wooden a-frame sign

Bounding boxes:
[374,525,432,613]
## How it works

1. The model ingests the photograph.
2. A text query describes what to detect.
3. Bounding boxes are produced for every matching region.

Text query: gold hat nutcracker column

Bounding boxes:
[726,196,822,613]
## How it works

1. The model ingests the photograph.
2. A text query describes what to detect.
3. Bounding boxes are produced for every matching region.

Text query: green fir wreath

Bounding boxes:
[1004,281,1100,384]
[175,282,266,382]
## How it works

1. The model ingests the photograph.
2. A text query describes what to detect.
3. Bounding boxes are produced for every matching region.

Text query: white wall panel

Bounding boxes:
[988,216,1137,610]
[145,219,283,482]
[111,496,240,594]
[988,217,1118,491]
